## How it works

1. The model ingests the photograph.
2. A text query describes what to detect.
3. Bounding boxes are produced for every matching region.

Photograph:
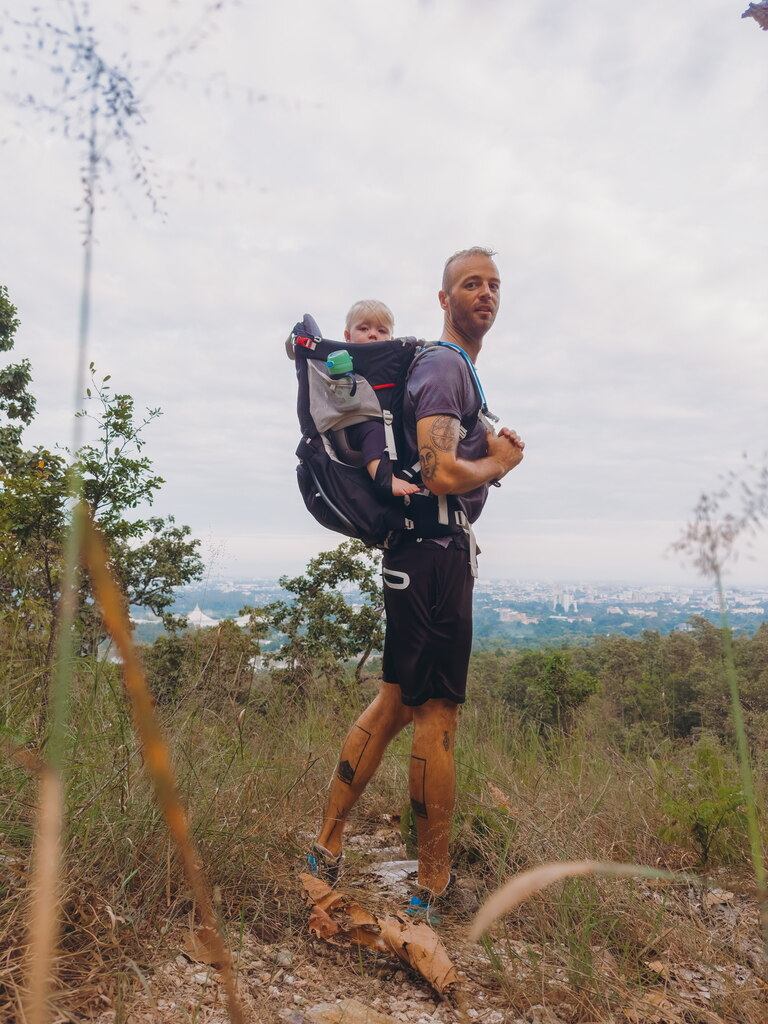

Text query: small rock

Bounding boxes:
[274,948,294,967]
[279,1011,304,1024]
[306,998,401,1023]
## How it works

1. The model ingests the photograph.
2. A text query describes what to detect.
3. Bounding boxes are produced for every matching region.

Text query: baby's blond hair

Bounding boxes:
[345,299,394,333]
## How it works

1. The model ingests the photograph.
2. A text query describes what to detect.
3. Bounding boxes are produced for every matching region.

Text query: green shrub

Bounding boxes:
[655,736,747,866]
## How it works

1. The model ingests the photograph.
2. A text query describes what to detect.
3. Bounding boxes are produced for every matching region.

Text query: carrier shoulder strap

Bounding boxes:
[405,340,500,432]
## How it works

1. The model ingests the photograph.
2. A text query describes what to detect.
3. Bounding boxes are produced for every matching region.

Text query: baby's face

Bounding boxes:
[345,318,392,344]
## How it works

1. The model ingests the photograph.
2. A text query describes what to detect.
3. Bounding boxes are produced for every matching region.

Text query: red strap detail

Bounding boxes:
[372,383,395,390]
[295,335,312,348]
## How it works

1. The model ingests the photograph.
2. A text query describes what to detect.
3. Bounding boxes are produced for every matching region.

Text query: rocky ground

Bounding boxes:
[88,829,765,1024]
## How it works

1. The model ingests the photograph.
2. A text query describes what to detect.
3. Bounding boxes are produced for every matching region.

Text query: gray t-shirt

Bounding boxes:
[404,345,490,525]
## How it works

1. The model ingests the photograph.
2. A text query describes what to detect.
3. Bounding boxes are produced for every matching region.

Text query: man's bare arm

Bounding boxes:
[417,414,524,496]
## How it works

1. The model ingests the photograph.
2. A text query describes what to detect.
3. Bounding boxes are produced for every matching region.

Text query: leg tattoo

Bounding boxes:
[442,730,450,751]
[410,755,428,819]
[337,724,372,785]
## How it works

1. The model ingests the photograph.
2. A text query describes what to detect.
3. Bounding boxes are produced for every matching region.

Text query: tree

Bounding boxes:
[591,635,646,728]
[0,297,203,656]
[75,369,166,539]
[535,652,598,733]
[143,616,268,706]
[500,649,547,714]
[262,540,384,692]
[500,649,597,733]
[71,368,204,649]
[1,288,68,660]
[0,448,68,654]
[0,284,36,467]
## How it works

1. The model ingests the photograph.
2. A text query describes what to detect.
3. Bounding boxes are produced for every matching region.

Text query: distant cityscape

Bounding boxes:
[131,578,768,647]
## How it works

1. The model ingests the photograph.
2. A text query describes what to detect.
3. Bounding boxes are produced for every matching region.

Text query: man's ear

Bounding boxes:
[343,329,351,342]
[438,289,448,312]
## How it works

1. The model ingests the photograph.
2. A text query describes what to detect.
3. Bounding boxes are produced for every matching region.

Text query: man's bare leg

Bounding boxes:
[316,682,413,858]
[409,698,459,894]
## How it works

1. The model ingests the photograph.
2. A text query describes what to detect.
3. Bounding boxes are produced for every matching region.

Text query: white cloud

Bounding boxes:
[3,0,767,586]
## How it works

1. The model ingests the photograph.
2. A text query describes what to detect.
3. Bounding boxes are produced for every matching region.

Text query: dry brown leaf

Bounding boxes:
[486,782,515,814]
[301,872,345,908]
[5,743,45,774]
[468,860,679,940]
[379,914,458,995]
[704,889,734,906]
[300,874,459,995]
[308,903,340,940]
[645,958,671,980]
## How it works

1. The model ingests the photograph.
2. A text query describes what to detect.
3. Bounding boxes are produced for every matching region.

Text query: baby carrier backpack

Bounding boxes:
[286,314,498,552]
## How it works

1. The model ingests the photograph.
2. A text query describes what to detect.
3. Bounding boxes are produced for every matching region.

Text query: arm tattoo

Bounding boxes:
[430,415,459,452]
[419,446,438,481]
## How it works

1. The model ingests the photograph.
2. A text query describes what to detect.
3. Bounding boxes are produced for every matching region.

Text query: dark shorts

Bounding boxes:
[381,537,474,706]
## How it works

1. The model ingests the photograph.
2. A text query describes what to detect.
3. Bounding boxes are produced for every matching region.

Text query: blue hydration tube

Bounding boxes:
[437,341,495,417]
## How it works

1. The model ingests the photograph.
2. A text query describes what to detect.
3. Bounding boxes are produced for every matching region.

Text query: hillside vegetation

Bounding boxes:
[2,592,766,1021]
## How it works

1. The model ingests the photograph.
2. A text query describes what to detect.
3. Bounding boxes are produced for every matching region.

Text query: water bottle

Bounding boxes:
[326,350,354,378]
[326,350,357,401]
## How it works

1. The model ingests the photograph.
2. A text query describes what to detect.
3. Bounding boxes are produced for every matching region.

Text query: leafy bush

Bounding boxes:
[655,736,747,866]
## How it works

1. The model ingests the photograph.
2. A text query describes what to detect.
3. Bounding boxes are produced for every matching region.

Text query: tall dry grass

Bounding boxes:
[2,636,766,1020]
[5,509,248,1023]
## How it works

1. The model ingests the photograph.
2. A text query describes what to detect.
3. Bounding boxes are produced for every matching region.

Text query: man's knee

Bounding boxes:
[412,698,459,727]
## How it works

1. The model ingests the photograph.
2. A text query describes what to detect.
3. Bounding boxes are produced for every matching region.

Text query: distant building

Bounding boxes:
[499,609,539,625]
[187,604,219,629]
[552,588,578,613]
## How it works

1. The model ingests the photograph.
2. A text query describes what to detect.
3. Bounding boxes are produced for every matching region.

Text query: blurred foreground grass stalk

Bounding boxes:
[671,457,768,955]
[21,506,246,1023]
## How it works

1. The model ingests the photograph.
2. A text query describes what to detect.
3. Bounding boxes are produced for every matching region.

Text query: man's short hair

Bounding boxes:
[442,247,498,291]
[345,299,395,332]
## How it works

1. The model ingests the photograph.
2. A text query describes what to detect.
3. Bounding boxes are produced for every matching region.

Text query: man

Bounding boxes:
[310,247,524,917]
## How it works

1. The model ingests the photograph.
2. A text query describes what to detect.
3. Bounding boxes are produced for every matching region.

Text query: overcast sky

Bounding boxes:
[2,0,767,586]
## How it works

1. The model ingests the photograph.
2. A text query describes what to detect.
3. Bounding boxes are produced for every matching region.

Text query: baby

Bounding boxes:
[343,299,420,498]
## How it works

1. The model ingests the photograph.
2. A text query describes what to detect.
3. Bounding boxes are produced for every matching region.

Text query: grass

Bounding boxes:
[671,459,768,954]
[2,642,766,1021]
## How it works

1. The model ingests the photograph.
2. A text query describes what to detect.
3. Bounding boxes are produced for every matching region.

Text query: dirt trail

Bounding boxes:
[90,833,765,1024]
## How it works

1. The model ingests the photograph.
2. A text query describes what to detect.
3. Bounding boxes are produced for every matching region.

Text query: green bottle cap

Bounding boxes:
[326,349,354,378]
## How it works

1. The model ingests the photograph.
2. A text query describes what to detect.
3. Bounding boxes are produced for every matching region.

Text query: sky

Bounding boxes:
[2,0,767,586]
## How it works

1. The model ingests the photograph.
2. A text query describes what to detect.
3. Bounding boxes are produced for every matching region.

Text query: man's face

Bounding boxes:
[439,254,500,342]
[344,317,393,344]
